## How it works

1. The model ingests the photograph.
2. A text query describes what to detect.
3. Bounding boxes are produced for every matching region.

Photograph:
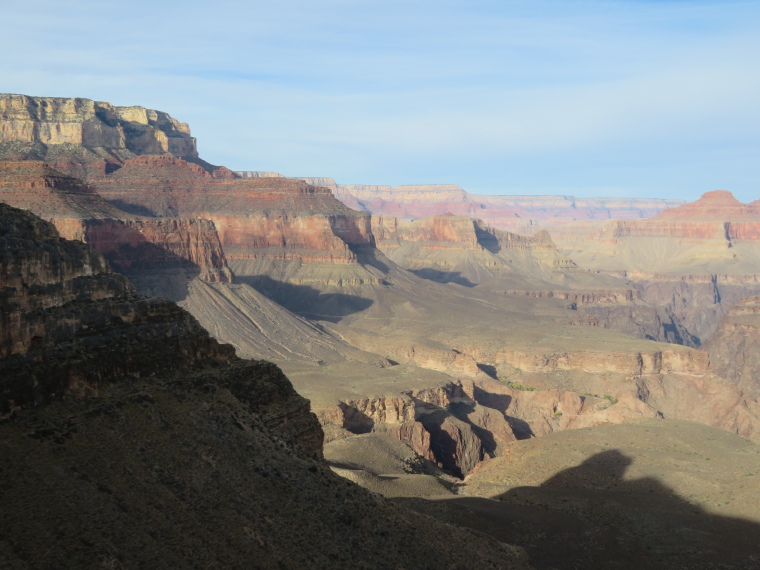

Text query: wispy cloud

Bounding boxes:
[1,0,759,199]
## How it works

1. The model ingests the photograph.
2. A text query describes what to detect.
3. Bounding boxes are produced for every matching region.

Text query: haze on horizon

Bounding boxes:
[2,0,759,202]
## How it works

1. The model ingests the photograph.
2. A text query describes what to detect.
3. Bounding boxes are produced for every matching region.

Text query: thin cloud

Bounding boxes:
[1,0,758,199]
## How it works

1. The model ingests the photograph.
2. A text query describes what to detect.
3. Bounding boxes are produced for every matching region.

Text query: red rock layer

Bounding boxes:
[374,214,559,253]
[92,156,375,264]
[0,160,232,283]
[655,190,760,221]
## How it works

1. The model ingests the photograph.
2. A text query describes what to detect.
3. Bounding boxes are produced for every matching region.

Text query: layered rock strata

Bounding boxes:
[90,156,377,290]
[296,176,683,228]
[0,202,318,454]
[702,296,760,396]
[548,190,760,343]
[0,160,233,297]
[0,93,221,180]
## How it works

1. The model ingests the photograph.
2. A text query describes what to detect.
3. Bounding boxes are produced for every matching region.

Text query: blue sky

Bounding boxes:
[2,0,759,200]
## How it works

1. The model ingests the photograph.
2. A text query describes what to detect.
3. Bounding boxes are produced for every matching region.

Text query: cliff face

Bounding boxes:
[311,178,682,229]
[0,160,233,298]
[92,156,375,269]
[373,214,574,275]
[0,94,200,179]
[0,203,315,453]
[702,296,760,396]
[0,203,126,361]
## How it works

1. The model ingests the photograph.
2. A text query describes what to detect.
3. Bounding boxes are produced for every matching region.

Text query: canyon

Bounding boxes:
[3,94,760,568]
[285,175,685,229]
[0,202,531,568]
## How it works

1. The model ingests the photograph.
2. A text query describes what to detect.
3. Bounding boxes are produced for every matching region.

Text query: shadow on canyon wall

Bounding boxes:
[397,449,760,569]
[100,240,203,302]
[238,275,374,323]
[409,269,477,288]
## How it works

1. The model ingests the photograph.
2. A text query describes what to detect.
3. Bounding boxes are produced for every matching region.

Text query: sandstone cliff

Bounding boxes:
[0,93,212,181]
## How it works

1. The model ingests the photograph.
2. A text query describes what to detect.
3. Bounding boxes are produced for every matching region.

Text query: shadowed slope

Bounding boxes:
[399,420,760,569]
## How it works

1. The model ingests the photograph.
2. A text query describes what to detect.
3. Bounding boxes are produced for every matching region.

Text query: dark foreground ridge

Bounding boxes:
[0,203,530,568]
[401,448,760,569]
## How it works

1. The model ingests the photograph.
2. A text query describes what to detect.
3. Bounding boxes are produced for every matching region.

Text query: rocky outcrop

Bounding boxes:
[702,296,760,396]
[315,374,668,478]
[0,160,233,298]
[655,190,760,221]
[0,202,127,361]
[0,94,203,178]
[0,94,197,156]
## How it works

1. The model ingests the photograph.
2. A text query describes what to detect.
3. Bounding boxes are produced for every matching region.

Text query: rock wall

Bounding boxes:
[313,177,682,228]
[0,160,234,298]
[92,156,375,268]
[0,93,198,160]
[702,296,760,396]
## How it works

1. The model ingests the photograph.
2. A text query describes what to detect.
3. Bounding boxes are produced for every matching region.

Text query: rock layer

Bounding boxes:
[702,296,760,396]
[298,176,683,228]
[0,160,233,298]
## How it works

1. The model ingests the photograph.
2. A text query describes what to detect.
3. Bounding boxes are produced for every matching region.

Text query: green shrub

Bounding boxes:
[505,381,536,391]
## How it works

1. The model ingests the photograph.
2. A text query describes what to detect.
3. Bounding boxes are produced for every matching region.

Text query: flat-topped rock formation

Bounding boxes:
[0,94,197,158]
[92,155,373,268]
[301,178,521,221]
[475,194,685,219]
[0,93,235,180]
[235,170,286,178]
[655,189,760,221]
[372,214,576,288]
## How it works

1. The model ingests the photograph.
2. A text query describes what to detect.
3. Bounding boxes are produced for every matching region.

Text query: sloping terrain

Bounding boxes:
[401,419,760,569]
